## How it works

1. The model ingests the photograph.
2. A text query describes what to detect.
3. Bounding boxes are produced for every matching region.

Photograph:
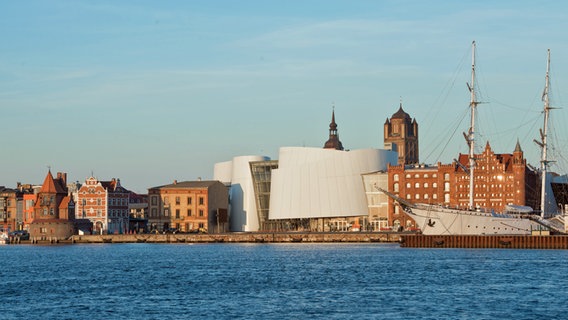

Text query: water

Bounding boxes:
[1,243,567,320]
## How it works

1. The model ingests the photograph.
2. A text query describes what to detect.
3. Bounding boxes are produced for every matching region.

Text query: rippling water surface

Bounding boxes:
[1,243,568,319]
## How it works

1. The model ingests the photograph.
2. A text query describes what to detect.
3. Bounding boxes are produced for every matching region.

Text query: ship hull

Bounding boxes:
[405,205,542,235]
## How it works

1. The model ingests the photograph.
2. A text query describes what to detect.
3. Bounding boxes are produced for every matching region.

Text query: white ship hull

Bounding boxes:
[405,204,542,235]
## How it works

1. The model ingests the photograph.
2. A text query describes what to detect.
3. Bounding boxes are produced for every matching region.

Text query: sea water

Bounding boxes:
[1,243,567,319]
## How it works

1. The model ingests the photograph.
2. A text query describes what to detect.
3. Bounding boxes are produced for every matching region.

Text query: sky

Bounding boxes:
[1,0,568,193]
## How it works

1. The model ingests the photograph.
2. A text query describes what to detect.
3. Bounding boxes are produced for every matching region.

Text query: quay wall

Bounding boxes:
[68,232,403,244]
[401,234,568,249]
[53,232,403,244]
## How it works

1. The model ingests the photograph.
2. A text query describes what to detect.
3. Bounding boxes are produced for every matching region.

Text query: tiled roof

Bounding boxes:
[150,180,221,190]
[39,171,66,194]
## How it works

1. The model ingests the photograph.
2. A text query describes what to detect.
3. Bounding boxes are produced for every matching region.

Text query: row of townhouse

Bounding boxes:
[1,170,229,239]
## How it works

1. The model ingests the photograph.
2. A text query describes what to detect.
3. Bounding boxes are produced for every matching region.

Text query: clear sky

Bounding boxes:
[1,0,568,193]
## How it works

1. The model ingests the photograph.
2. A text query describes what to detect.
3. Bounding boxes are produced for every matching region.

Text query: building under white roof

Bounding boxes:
[268,147,397,220]
[213,155,270,232]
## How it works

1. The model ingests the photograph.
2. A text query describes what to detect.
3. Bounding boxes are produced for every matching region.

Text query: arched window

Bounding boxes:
[394,183,399,192]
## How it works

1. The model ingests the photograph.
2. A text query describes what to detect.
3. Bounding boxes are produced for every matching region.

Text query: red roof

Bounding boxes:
[40,171,67,194]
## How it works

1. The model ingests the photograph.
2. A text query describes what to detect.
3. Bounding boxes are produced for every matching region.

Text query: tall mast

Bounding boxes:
[539,49,551,217]
[467,41,478,209]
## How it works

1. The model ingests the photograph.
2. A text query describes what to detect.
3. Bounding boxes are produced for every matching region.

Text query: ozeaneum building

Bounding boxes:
[268,146,397,225]
[215,110,397,232]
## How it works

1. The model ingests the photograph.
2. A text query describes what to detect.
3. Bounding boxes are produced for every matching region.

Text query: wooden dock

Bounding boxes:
[400,234,568,249]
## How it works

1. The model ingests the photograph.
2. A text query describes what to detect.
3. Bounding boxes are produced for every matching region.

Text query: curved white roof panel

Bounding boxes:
[269,147,397,219]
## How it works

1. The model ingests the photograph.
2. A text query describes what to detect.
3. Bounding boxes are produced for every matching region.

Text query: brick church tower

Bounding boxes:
[323,109,344,151]
[384,103,418,165]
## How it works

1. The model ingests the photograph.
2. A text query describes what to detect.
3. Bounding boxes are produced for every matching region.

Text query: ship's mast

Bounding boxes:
[467,41,478,209]
[539,49,551,218]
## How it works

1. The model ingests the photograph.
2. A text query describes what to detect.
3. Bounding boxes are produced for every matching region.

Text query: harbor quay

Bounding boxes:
[16,231,406,245]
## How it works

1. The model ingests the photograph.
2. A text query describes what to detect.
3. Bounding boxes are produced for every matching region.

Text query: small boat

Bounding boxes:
[0,232,9,244]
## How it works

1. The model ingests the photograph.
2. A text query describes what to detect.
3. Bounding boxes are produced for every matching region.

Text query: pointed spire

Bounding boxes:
[514,139,523,153]
[330,106,337,130]
[40,170,58,193]
[323,107,344,150]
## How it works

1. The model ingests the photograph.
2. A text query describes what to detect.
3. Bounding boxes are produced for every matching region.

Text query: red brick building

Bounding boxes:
[387,142,538,230]
[77,176,130,234]
[29,171,76,240]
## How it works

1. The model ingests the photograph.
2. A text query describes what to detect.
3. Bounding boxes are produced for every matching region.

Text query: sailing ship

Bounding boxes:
[380,42,564,235]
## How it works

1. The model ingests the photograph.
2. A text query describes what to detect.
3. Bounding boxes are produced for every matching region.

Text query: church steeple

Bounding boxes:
[514,139,523,153]
[323,108,344,150]
[384,102,419,165]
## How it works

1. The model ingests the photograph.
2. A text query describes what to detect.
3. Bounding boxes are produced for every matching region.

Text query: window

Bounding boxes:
[406,183,411,188]
[415,194,420,199]
[444,194,450,203]
[199,209,204,217]
[151,208,157,217]
[151,196,158,205]
[406,194,411,199]
[187,197,192,205]
[433,182,438,188]
[433,194,438,199]
[199,197,204,205]
[444,173,450,181]
[187,209,192,216]
[415,183,420,188]
[424,183,429,188]
[424,174,429,178]
[175,197,180,205]
[198,223,204,229]
[393,183,399,192]
[405,174,411,178]
[97,199,102,206]
[164,209,170,217]
[444,182,450,192]
[394,174,399,182]
[175,209,180,219]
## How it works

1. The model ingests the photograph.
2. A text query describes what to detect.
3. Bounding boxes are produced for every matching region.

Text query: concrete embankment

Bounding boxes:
[65,232,404,244]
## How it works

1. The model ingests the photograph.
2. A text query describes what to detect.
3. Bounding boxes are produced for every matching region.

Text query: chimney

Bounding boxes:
[57,172,67,185]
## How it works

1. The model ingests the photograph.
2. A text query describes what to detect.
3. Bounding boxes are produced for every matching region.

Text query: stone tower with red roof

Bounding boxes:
[29,170,77,241]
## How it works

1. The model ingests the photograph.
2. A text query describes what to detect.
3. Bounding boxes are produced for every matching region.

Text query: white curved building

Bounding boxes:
[214,155,270,232]
[269,147,397,220]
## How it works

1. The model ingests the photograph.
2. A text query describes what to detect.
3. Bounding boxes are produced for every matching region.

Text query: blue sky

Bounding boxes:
[1,0,568,192]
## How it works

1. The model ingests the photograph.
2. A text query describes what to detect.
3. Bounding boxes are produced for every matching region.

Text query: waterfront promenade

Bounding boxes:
[17,231,405,244]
